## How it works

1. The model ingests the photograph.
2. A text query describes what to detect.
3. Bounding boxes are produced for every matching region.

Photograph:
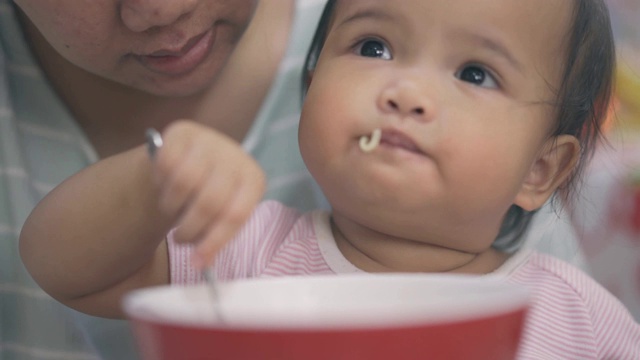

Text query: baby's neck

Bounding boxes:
[330,215,510,274]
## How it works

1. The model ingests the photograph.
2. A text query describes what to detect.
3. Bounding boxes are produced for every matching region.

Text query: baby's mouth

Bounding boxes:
[358,128,427,156]
[378,130,425,155]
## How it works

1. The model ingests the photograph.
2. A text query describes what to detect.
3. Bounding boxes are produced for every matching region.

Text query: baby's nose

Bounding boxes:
[385,99,425,117]
[378,81,433,121]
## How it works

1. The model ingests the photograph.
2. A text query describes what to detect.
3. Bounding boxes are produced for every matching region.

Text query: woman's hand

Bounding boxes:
[153,120,266,268]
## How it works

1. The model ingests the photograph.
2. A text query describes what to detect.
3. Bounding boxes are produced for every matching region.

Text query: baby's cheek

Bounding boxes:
[453,145,522,199]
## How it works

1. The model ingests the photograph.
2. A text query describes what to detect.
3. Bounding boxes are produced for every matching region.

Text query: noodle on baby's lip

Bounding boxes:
[359,129,382,152]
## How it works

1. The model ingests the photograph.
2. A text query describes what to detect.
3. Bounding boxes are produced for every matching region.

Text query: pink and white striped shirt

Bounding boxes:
[169,201,640,359]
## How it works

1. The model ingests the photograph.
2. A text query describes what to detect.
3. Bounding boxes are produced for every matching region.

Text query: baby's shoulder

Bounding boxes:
[507,252,640,358]
[512,252,620,310]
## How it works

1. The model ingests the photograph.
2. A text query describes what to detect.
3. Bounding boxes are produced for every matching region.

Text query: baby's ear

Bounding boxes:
[514,135,580,211]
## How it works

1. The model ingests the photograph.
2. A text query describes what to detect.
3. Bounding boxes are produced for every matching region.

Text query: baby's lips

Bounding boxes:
[380,129,423,154]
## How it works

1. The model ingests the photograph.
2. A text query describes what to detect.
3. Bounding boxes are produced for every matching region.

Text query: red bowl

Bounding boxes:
[123,274,529,360]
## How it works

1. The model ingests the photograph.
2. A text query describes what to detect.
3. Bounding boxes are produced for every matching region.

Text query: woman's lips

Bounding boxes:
[135,28,216,76]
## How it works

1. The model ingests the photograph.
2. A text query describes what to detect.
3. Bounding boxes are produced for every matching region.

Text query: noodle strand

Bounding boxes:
[359,129,382,152]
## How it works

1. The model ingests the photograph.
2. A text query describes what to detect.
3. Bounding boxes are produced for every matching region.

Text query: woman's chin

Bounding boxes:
[119,53,229,98]
[121,73,218,98]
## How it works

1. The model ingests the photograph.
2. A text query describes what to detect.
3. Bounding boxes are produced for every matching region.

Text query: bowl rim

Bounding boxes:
[122,273,530,330]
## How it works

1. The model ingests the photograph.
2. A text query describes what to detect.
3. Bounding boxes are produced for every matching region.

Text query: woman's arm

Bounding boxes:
[19,121,265,318]
[20,145,172,318]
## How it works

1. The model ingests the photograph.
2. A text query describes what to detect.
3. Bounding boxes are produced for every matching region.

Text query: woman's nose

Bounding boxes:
[378,81,433,121]
[120,0,199,32]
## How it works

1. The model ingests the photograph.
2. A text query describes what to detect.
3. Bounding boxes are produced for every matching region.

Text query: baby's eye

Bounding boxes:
[355,39,392,60]
[456,65,498,89]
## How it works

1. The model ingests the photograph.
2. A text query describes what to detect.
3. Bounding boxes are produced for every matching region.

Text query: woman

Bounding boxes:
[0,0,326,358]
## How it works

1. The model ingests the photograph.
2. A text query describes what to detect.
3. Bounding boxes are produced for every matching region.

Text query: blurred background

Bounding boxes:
[572,0,640,320]
[609,0,640,133]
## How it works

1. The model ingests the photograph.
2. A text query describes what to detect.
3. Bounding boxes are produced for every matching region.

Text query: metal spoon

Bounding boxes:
[145,128,224,322]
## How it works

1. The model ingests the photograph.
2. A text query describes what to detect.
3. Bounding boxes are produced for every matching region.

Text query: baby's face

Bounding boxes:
[13,0,255,96]
[299,0,574,250]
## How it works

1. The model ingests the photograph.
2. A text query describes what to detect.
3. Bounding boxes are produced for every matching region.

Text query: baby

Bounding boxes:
[20,0,639,358]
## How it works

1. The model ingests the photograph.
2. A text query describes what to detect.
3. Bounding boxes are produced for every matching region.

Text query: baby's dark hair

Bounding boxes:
[495,0,616,248]
[302,0,616,249]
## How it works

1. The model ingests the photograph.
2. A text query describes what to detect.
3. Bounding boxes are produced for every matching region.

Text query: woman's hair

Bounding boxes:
[302,0,616,250]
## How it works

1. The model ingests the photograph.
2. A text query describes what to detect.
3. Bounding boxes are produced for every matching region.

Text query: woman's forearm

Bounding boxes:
[19,145,172,317]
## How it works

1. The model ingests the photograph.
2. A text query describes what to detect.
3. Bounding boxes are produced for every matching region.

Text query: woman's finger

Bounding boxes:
[172,163,239,243]
[158,142,218,218]
[193,168,265,266]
